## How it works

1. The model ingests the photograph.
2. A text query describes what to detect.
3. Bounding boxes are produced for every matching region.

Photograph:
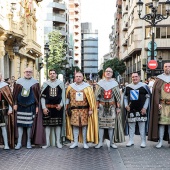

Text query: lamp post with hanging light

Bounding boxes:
[136,0,170,76]
[44,42,50,80]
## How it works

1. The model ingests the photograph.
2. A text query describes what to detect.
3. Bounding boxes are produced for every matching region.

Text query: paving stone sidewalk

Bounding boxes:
[1,136,170,170]
[0,145,114,170]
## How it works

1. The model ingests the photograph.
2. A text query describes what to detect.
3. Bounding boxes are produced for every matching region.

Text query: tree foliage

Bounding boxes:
[98,69,103,79]
[102,58,126,77]
[47,31,66,73]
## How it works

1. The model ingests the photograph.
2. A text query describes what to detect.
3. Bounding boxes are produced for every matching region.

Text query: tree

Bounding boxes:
[103,58,126,77]
[98,69,103,79]
[47,31,67,73]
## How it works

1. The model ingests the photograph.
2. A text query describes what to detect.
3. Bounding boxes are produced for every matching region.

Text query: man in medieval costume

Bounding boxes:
[0,73,14,149]
[41,69,65,149]
[13,67,45,149]
[124,72,150,148]
[95,67,124,149]
[66,72,98,149]
[148,63,170,148]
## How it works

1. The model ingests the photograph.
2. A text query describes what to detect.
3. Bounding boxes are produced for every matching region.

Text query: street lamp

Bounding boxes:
[44,42,50,80]
[13,39,19,54]
[136,0,170,76]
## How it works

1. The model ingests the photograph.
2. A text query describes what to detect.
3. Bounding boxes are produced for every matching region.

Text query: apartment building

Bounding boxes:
[0,0,43,80]
[115,0,170,82]
[68,0,81,68]
[81,22,98,80]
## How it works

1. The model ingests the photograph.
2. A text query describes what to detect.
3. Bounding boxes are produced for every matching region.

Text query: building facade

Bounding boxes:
[114,0,170,82]
[68,0,81,69]
[81,22,98,80]
[0,0,43,80]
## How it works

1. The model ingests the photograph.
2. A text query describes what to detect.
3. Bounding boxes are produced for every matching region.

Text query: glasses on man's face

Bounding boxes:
[25,71,32,74]
[105,71,113,73]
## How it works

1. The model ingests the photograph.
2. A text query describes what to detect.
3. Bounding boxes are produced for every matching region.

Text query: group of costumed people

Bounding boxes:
[0,63,170,150]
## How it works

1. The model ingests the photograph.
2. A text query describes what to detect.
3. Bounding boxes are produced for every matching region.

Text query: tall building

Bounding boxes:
[43,0,69,43]
[68,0,81,68]
[114,0,170,82]
[81,22,98,80]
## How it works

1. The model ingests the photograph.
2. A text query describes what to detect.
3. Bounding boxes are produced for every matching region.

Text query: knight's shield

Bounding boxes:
[164,83,170,93]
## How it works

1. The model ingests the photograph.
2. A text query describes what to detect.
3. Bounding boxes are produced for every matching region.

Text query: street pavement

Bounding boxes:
[0,136,170,170]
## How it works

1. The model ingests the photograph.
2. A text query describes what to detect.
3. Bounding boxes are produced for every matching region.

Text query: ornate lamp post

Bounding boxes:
[136,0,170,76]
[44,42,50,80]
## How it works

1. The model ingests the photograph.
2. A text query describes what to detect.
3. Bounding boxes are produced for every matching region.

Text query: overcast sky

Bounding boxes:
[81,0,116,66]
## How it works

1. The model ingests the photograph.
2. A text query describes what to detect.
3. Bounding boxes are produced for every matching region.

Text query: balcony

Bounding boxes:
[116,0,122,8]
[74,0,80,6]
[144,39,170,50]
[116,12,122,20]
[52,2,66,11]
[74,6,80,13]
[122,22,128,31]
[53,26,66,35]
[50,13,66,23]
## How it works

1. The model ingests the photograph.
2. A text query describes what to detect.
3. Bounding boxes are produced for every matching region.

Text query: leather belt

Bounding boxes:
[160,99,170,105]
[71,106,89,110]
[99,101,115,106]
[46,104,59,108]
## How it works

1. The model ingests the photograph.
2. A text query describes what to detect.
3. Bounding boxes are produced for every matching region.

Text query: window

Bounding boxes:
[161,27,166,38]
[162,4,166,16]
[167,27,170,38]
[156,27,160,38]
[146,27,151,39]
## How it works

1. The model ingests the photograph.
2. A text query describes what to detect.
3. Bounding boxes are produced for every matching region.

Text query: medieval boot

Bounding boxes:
[27,127,32,149]
[82,126,89,149]
[126,123,135,147]
[95,128,104,149]
[138,122,146,148]
[42,126,50,149]
[156,125,164,148]
[1,127,9,150]
[108,128,117,149]
[55,126,62,149]
[70,126,79,149]
[15,127,23,150]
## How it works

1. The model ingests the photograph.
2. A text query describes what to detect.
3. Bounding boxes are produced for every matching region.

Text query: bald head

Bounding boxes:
[104,67,113,80]
[24,67,33,79]
[75,72,83,84]
[164,63,170,75]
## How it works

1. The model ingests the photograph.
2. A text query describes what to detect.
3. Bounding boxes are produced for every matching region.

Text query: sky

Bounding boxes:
[81,0,117,66]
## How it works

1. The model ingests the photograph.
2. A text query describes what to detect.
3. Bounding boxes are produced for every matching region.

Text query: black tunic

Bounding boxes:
[125,86,148,122]
[42,85,63,126]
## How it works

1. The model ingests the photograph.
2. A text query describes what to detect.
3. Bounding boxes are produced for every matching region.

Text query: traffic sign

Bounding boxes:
[147,57,156,62]
[148,41,157,51]
[147,51,157,57]
[148,60,158,70]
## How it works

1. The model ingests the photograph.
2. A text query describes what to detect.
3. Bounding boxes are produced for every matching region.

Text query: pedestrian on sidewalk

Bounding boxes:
[95,67,124,149]
[41,69,65,149]
[13,67,45,149]
[148,63,170,148]
[66,72,98,149]
[124,72,151,148]
[0,73,14,149]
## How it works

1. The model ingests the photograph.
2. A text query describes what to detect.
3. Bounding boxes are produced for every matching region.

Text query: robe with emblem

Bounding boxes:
[13,78,46,146]
[66,82,98,144]
[0,82,14,148]
[41,79,66,140]
[148,74,170,142]
[95,79,125,143]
